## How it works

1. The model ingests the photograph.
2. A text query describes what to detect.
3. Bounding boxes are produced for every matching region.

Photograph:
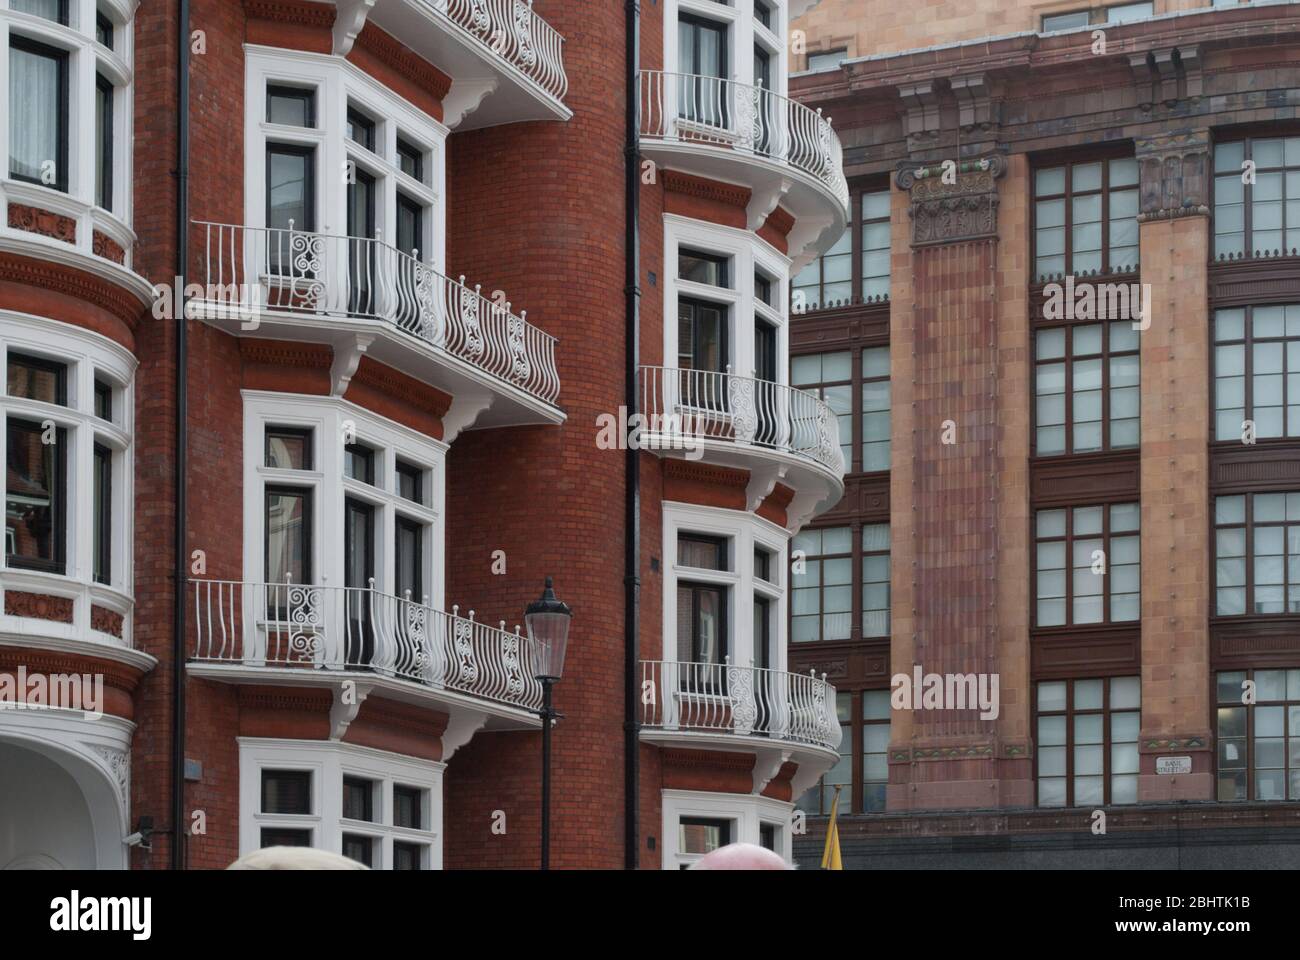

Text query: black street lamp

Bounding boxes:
[525,576,572,871]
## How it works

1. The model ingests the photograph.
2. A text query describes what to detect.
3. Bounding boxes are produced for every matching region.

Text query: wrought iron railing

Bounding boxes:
[638,365,845,476]
[189,578,543,712]
[640,659,841,751]
[442,0,567,102]
[638,70,848,211]
[193,221,560,405]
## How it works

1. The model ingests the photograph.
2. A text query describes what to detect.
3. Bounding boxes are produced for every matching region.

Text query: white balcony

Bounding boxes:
[189,578,543,727]
[190,221,562,428]
[638,70,848,266]
[638,364,844,526]
[359,0,570,128]
[640,659,841,796]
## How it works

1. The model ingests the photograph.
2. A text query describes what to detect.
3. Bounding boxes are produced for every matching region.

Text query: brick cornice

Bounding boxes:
[0,647,146,691]
[663,459,749,489]
[351,357,453,418]
[662,169,752,208]
[237,685,333,713]
[239,338,333,369]
[661,747,756,772]
[0,252,144,334]
[355,23,453,102]
[242,0,333,27]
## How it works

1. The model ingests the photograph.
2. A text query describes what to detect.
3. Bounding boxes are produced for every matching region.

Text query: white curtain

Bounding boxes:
[9,44,60,184]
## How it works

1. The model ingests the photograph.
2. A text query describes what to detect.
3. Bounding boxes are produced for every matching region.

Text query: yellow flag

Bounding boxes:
[820,785,843,870]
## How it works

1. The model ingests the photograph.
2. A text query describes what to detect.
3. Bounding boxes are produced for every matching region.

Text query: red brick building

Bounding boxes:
[787,0,1300,867]
[0,0,847,870]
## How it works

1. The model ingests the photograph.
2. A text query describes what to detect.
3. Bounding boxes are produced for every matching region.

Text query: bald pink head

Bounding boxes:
[689,842,793,870]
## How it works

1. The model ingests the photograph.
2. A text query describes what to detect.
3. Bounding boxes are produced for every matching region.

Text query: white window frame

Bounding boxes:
[242,391,446,612]
[244,45,447,273]
[239,737,443,869]
[0,0,136,262]
[662,789,794,868]
[666,0,788,99]
[663,501,788,674]
[665,214,790,384]
[0,311,134,646]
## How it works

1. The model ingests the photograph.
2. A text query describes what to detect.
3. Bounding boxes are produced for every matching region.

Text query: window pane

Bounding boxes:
[9,41,65,187]
[262,770,311,814]
[5,417,64,572]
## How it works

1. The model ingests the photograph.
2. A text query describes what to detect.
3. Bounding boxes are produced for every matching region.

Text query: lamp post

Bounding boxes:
[525,576,572,871]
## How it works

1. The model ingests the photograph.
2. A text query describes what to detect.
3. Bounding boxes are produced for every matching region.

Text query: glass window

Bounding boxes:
[679,817,730,856]
[1105,2,1153,23]
[1036,676,1140,807]
[342,776,375,822]
[753,270,773,308]
[792,351,852,469]
[7,352,67,406]
[260,827,311,848]
[394,515,423,602]
[1212,305,1300,441]
[393,785,423,830]
[1216,669,1300,801]
[1034,322,1140,455]
[862,689,891,812]
[342,834,374,867]
[93,378,112,421]
[677,298,727,375]
[1042,10,1091,30]
[93,443,111,585]
[807,49,846,72]
[12,0,68,24]
[261,770,311,814]
[862,524,890,638]
[265,486,311,587]
[1035,503,1140,626]
[1214,491,1300,616]
[753,546,772,583]
[96,10,114,48]
[396,137,425,183]
[5,417,66,573]
[678,248,730,287]
[265,427,312,471]
[1213,137,1300,259]
[346,106,375,151]
[861,346,891,471]
[678,533,727,570]
[754,0,773,30]
[344,443,374,485]
[95,74,113,211]
[393,841,424,870]
[8,37,69,191]
[792,229,850,311]
[266,143,315,239]
[266,85,316,127]
[797,692,853,814]
[396,460,423,505]
[791,526,852,642]
[861,190,891,301]
[1034,156,1139,281]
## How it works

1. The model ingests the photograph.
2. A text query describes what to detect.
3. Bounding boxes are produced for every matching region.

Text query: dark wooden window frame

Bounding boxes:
[1033,502,1141,630]
[1032,321,1141,457]
[1032,675,1141,808]
[92,441,111,585]
[95,72,113,211]
[1211,131,1300,261]
[791,524,852,644]
[266,84,316,128]
[264,484,313,587]
[1030,144,1140,282]
[346,105,376,152]
[1214,667,1300,802]
[7,351,68,406]
[1211,490,1300,619]
[792,180,891,313]
[396,136,424,184]
[264,425,314,471]
[1210,303,1300,445]
[395,459,424,505]
[8,35,69,192]
[5,416,67,574]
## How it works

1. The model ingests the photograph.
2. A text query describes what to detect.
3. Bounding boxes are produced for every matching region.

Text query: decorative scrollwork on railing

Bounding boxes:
[460,283,486,360]
[728,373,758,443]
[414,263,439,342]
[455,617,479,684]
[286,585,322,658]
[507,312,531,382]
[734,83,761,150]
[727,662,757,733]
[288,233,326,310]
[502,631,526,698]
[513,0,537,69]
[405,602,431,681]
[465,0,490,32]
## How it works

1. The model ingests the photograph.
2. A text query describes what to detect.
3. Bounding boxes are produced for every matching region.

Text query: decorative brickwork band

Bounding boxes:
[895,154,1005,247]
[1135,128,1210,222]
[4,591,75,623]
[8,203,77,244]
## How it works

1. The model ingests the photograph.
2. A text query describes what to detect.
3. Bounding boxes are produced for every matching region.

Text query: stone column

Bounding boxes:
[1135,129,1215,801]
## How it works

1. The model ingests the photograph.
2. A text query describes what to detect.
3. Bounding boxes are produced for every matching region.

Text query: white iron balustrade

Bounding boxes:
[442,0,567,101]
[190,578,543,712]
[638,70,849,211]
[194,221,560,405]
[639,365,845,475]
[641,660,842,751]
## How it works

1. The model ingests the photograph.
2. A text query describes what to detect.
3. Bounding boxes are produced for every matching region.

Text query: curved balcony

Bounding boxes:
[363,0,569,128]
[190,221,561,427]
[638,365,845,525]
[188,579,542,726]
[638,70,848,263]
[640,659,841,796]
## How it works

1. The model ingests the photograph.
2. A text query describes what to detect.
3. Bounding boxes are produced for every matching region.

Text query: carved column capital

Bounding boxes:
[1135,128,1211,222]
[895,153,1006,246]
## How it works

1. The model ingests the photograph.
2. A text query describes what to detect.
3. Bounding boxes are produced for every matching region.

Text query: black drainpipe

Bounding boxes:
[623,0,642,870]
[172,0,190,871]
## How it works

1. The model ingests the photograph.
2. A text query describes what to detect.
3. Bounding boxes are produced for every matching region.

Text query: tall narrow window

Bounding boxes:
[792,352,852,469]
[96,74,113,211]
[792,230,850,311]
[266,143,316,269]
[676,534,728,667]
[396,137,425,184]
[394,516,423,601]
[93,443,111,585]
[791,526,852,642]
[5,417,66,574]
[862,690,891,812]
[12,0,68,25]
[8,37,69,192]
[860,190,891,300]
[677,15,728,127]
[265,487,311,586]
[1034,322,1140,456]
[861,347,890,471]
[1034,503,1140,627]
[1213,305,1300,441]
[1036,676,1140,807]
[861,523,890,638]
[346,106,376,151]
[1214,492,1300,616]
[96,10,114,48]
[1033,157,1139,280]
